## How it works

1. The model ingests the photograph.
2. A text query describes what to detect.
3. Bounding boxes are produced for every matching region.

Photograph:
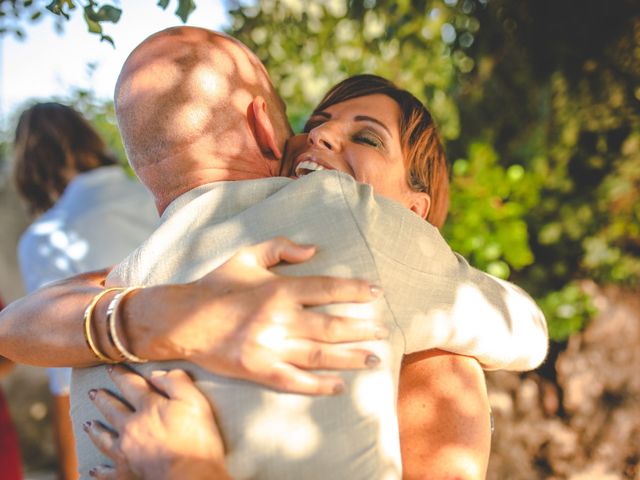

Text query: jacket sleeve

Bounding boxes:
[341,174,548,371]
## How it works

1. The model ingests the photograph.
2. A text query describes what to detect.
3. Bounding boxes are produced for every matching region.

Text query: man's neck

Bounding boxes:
[149,150,279,215]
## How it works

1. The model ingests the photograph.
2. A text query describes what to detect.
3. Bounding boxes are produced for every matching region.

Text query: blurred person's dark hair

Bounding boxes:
[308,74,449,228]
[13,102,117,214]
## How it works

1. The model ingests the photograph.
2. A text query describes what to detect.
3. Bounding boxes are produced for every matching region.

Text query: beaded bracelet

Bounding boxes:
[106,286,148,363]
[83,288,123,363]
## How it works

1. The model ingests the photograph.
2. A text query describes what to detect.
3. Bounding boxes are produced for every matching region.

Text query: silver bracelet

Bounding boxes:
[106,286,148,363]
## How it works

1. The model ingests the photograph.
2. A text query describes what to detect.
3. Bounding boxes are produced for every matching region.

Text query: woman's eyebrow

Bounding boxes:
[354,115,391,136]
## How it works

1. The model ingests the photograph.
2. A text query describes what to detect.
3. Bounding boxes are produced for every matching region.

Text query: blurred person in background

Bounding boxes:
[12,102,157,480]
[0,296,23,480]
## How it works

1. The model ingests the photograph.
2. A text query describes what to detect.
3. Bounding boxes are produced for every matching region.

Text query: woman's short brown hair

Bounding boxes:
[309,75,449,228]
[13,102,117,214]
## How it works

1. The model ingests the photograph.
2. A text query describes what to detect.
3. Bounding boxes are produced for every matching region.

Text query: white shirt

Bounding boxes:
[18,165,158,394]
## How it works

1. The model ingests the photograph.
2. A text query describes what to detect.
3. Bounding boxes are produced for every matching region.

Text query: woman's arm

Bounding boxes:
[398,349,491,480]
[0,238,386,395]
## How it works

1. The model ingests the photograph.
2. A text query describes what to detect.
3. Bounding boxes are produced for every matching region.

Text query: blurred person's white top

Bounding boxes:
[18,165,158,395]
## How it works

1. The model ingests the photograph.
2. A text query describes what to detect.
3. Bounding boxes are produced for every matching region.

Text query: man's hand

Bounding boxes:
[128,237,386,396]
[85,366,230,480]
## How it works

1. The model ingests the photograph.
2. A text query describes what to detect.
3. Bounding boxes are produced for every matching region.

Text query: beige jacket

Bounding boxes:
[72,171,547,479]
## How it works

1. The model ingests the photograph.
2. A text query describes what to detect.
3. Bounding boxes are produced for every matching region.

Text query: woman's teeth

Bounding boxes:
[295,160,326,176]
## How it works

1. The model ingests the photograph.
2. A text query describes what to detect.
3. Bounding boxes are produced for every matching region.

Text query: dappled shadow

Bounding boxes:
[68,27,546,479]
[115,27,279,198]
[399,349,492,479]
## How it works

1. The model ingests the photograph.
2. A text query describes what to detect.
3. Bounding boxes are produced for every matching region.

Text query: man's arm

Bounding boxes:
[422,259,549,371]
[342,175,548,371]
[0,238,386,395]
[398,350,491,480]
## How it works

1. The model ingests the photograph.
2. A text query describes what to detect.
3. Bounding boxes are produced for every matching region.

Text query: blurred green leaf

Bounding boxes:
[94,5,121,23]
[46,0,75,19]
[176,0,196,23]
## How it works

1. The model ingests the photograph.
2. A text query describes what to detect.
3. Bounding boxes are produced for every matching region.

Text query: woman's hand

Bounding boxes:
[0,237,385,396]
[127,237,386,395]
[84,365,231,480]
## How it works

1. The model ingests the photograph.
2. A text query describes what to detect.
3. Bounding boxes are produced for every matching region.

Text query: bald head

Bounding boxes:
[115,27,292,212]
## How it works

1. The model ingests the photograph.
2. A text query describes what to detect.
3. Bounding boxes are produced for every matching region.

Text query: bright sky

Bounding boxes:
[0,1,229,124]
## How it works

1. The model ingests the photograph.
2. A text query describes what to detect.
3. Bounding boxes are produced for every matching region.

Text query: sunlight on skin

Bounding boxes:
[121,56,182,100]
[433,446,488,479]
[399,350,491,479]
[255,324,289,351]
[176,103,215,140]
[338,301,377,321]
[235,250,261,268]
[191,65,224,99]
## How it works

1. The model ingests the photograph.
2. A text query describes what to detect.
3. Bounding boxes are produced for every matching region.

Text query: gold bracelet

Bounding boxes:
[106,286,148,364]
[83,288,123,363]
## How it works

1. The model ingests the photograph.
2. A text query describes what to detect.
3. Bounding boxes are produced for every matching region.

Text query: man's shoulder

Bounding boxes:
[189,171,446,256]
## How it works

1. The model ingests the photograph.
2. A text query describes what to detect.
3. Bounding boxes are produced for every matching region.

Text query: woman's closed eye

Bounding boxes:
[353,130,384,148]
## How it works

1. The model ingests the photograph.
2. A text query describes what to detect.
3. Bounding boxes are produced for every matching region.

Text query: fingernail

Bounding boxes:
[375,326,389,339]
[82,421,92,432]
[89,468,97,477]
[370,284,383,297]
[88,389,97,400]
[333,382,346,395]
[299,244,316,250]
[365,354,381,367]
[151,370,167,377]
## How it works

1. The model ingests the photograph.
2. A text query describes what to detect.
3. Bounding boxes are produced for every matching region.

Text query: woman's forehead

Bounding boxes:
[322,94,401,133]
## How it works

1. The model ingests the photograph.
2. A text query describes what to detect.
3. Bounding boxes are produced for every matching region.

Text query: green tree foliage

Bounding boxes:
[0,0,194,44]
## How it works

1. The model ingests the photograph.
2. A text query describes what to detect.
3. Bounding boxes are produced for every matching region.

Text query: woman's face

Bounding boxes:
[286,94,429,217]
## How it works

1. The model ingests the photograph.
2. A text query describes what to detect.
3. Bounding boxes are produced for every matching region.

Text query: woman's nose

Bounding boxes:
[307,124,340,151]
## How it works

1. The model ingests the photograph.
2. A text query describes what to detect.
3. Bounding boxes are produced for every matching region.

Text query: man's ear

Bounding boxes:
[408,191,431,220]
[249,96,282,161]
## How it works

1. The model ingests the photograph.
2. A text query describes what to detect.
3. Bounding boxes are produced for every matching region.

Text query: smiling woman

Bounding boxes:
[292,94,430,218]
[287,74,449,228]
